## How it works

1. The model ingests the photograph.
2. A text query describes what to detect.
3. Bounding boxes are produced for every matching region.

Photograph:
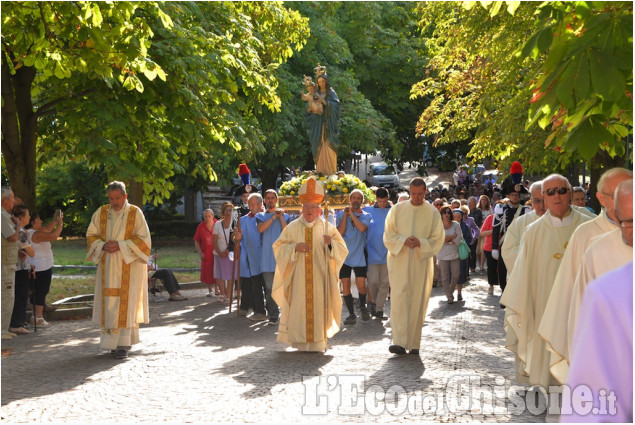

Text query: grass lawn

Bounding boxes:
[48,238,202,303]
[52,238,201,268]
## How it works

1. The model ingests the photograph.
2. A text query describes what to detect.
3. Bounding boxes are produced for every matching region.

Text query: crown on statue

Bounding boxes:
[303,75,314,87]
[314,63,327,78]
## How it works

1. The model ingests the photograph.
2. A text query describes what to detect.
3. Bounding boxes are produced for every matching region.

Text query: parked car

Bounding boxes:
[366,162,400,189]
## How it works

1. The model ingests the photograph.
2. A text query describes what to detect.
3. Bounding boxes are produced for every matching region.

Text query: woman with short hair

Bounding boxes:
[26,211,63,327]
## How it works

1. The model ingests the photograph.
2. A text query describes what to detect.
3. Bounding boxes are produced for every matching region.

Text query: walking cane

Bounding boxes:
[235,215,243,317]
[228,215,241,314]
[29,266,37,333]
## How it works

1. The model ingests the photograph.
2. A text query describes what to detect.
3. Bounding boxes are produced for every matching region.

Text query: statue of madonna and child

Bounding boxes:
[279,64,372,209]
[302,64,340,176]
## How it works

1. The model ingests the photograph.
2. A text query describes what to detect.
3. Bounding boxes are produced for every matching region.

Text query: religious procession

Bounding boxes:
[2,2,632,423]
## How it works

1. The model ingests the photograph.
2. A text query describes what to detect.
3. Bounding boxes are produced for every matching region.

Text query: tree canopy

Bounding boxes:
[411,1,632,178]
[2,1,309,208]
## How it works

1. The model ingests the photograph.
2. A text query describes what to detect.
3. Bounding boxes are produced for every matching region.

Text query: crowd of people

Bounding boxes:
[1,161,631,421]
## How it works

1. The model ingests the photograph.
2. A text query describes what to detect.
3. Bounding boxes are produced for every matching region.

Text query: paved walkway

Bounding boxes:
[2,272,546,423]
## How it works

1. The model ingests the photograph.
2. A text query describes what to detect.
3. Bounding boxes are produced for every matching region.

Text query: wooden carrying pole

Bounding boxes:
[322,198,330,349]
[229,215,242,314]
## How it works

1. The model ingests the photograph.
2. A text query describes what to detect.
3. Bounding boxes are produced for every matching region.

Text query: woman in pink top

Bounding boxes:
[480,213,498,295]
[193,209,217,297]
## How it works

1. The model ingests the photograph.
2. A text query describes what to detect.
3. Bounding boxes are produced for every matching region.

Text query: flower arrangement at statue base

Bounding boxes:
[278,171,375,210]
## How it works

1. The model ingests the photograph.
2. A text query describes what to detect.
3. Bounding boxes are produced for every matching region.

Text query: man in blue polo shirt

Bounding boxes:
[337,189,373,324]
[256,189,291,324]
[233,193,267,321]
[363,187,391,320]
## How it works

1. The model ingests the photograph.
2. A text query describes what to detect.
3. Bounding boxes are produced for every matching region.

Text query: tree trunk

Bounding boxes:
[128,180,144,208]
[184,186,198,222]
[1,60,38,210]
[261,167,280,192]
[588,151,625,213]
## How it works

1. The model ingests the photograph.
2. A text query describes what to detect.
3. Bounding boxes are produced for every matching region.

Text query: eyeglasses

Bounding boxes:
[619,219,633,228]
[544,187,570,196]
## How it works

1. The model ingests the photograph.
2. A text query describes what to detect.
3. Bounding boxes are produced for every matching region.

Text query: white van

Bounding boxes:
[366,162,400,189]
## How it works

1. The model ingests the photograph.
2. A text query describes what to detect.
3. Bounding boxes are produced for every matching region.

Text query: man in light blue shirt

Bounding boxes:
[363,187,391,320]
[234,193,267,321]
[337,189,373,324]
[256,189,290,324]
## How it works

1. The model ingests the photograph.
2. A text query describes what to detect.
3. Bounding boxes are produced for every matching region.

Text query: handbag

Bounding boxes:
[458,239,470,260]
[454,223,470,260]
[224,225,235,252]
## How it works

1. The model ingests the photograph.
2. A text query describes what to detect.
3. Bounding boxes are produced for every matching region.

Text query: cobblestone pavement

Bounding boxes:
[2,272,547,424]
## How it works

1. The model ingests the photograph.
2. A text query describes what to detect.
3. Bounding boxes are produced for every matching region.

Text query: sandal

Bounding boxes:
[169,294,187,301]
[216,298,226,304]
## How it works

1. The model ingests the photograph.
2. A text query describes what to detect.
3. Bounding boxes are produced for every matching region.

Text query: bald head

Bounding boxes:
[614,180,633,247]
[597,167,633,194]
[596,167,633,221]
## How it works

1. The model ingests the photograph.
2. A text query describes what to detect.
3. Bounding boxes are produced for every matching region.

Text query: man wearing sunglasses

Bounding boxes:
[501,174,592,391]
[539,167,632,386]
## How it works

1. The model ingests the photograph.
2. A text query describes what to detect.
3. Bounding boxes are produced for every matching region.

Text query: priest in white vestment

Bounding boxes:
[501,181,545,276]
[500,181,544,383]
[87,181,151,359]
[384,177,444,355]
[567,180,633,353]
[272,177,348,352]
[538,168,632,384]
[501,174,591,388]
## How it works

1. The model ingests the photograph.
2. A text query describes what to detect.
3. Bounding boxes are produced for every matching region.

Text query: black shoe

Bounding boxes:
[344,315,356,325]
[268,317,278,324]
[361,309,371,321]
[369,303,376,315]
[375,310,385,320]
[114,349,128,359]
[409,349,420,355]
[389,345,406,355]
[457,294,463,301]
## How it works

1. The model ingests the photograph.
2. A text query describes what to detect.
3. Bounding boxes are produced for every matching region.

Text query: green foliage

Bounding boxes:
[336,2,429,167]
[520,1,632,162]
[256,2,414,189]
[1,2,166,90]
[411,2,558,177]
[2,1,310,208]
[36,160,108,236]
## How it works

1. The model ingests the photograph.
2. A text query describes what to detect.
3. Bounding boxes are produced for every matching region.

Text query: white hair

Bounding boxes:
[248,192,263,204]
[1,186,13,200]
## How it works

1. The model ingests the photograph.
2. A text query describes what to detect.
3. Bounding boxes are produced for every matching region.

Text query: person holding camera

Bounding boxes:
[213,202,238,307]
[26,210,63,327]
[9,205,35,335]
